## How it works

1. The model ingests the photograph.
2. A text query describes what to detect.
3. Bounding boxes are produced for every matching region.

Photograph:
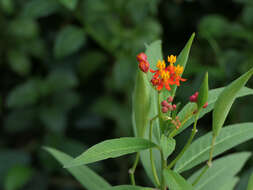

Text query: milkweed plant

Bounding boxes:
[44,33,253,190]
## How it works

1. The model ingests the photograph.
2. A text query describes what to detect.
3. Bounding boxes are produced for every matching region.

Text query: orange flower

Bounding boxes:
[150,55,186,91]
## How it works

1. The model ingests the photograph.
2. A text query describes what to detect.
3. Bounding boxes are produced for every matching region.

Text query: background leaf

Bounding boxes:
[65,137,157,167]
[44,147,111,190]
[188,152,251,190]
[174,122,253,172]
[54,25,86,58]
[247,173,253,190]
[4,165,34,190]
[58,0,78,10]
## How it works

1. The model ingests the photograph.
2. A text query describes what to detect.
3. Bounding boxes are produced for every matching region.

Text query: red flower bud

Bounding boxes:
[138,61,149,73]
[167,104,173,111]
[167,96,173,103]
[136,52,147,62]
[161,100,169,107]
[162,106,168,113]
[203,102,208,108]
[190,92,199,102]
[172,104,177,110]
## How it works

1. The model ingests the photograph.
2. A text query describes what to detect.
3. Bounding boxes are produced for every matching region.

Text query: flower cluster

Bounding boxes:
[161,96,177,113]
[136,53,186,91]
[171,116,181,129]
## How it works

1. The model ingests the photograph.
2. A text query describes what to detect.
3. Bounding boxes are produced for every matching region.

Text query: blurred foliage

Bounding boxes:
[0,0,252,189]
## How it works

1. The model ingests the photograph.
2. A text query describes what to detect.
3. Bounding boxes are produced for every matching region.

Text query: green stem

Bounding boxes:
[149,117,160,187]
[192,131,217,186]
[207,135,216,167]
[129,152,140,185]
[167,112,200,169]
[159,150,167,190]
[192,165,208,186]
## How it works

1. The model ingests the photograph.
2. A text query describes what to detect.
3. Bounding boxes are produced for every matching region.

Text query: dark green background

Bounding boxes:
[0,0,253,189]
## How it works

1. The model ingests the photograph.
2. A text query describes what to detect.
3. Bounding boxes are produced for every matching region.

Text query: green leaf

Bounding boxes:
[54,25,85,58]
[64,137,157,167]
[218,177,239,190]
[132,71,151,137]
[58,0,78,10]
[163,169,195,190]
[171,33,195,97]
[44,147,111,190]
[21,0,60,18]
[7,79,41,108]
[213,68,253,137]
[188,152,251,190]
[197,72,209,108]
[176,87,253,136]
[174,122,253,172]
[160,135,176,160]
[247,173,253,190]
[103,185,153,190]
[7,50,31,76]
[8,19,39,39]
[4,165,34,190]
[0,0,14,14]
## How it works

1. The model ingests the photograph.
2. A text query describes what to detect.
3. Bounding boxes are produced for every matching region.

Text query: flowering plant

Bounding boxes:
[44,33,253,190]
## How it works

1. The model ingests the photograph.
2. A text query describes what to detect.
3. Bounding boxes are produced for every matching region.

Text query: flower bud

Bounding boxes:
[172,104,177,110]
[137,52,147,62]
[162,106,168,113]
[203,102,208,108]
[161,100,169,107]
[138,61,149,73]
[167,104,173,111]
[167,96,173,103]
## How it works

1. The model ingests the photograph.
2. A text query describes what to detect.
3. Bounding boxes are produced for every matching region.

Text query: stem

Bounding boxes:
[149,117,160,187]
[207,135,216,167]
[193,131,217,186]
[160,151,167,190]
[129,152,140,185]
[192,165,208,186]
[168,112,200,169]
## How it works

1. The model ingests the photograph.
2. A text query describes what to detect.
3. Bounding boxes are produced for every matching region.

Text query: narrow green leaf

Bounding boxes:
[44,147,111,190]
[163,169,195,190]
[218,177,239,190]
[188,152,251,190]
[54,25,85,58]
[247,173,253,190]
[175,123,253,172]
[64,137,157,167]
[132,71,151,137]
[176,87,253,136]
[103,185,153,190]
[160,135,176,160]
[197,72,209,108]
[213,68,253,137]
[171,33,195,97]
